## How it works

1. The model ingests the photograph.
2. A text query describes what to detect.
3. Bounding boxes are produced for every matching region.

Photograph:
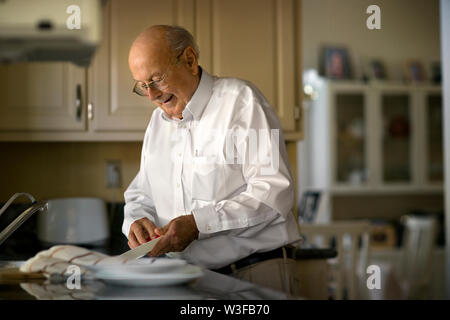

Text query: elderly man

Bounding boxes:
[122,25,301,295]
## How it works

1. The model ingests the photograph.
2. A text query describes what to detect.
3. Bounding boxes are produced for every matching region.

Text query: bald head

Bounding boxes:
[128,26,173,79]
[128,25,201,120]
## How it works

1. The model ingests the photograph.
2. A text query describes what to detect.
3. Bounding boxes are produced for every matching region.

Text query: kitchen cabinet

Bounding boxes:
[89,0,196,133]
[0,62,86,131]
[0,0,303,141]
[303,78,443,221]
[90,0,303,137]
[195,0,301,135]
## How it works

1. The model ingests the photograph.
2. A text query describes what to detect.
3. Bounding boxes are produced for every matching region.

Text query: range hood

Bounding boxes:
[0,0,103,67]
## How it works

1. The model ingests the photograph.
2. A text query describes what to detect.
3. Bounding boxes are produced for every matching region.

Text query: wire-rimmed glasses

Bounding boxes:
[132,50,185,97]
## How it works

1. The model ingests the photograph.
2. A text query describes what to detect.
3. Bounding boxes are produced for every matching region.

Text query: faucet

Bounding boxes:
[0,193,48,246]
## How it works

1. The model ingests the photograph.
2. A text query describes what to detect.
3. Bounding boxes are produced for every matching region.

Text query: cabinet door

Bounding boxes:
[197,0,297,132]
[0,62,86,131]
[379,91,415,185]
[332,91,369,186]
[424,91,443,184]
[90,0,195,131]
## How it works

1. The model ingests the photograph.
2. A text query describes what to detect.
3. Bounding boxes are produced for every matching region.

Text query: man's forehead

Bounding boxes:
[129,42,172,81]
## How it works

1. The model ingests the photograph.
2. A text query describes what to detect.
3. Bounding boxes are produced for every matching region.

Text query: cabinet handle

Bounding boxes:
[75,84,82,122]
[87,102,94,120]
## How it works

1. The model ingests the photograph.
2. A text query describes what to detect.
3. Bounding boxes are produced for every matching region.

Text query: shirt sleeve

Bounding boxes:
[122,126,158,238]
[192,87,295,239]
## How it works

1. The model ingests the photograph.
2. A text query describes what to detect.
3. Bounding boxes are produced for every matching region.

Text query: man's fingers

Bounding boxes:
[155,221,171,236]
[154,227,163,236]
[149,236,171,257]
[134,224,152,244]
[141,219,158,239]
[128,232,139,249]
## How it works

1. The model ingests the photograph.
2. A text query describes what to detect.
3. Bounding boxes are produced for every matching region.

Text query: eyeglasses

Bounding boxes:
[133,73,169,96]
[132,50,185,97]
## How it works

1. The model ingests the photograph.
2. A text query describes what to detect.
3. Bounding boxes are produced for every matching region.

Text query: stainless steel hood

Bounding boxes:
[0,0,103,67]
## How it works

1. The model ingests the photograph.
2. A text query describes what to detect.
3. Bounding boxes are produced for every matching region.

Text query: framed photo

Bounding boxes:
[431,61,441,84]
[369,59,387,80]
[298,191,321,224]
[404,60,426,83]
[319,46,353,79]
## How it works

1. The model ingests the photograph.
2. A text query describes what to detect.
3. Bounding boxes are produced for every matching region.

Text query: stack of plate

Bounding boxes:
[88,258,203,287]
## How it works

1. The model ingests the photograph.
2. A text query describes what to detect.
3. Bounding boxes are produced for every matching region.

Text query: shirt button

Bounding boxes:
[177,183,180,188]
[206,225,211,231]
[178,153,182,157]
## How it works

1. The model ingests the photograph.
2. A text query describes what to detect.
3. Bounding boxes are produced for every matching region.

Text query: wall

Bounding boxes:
[0,141,299,216]
[0,142,141,203]
[298,0,444,220]
[302,0,441,81]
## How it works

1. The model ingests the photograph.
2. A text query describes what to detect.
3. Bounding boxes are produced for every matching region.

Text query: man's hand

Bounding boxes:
[149,214,199,256]
[127,217,159,249]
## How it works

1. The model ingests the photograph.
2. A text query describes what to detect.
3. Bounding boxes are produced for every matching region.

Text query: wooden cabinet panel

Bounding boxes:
[90,0,195,131]
[0,0,303,140]
[202,0,297,132]
[0,62,86,131]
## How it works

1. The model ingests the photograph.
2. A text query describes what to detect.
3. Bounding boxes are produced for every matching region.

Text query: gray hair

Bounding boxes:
[160,25,200,60]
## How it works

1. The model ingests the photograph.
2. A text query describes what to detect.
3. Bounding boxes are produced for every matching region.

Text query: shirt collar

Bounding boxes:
[161,66,213,123]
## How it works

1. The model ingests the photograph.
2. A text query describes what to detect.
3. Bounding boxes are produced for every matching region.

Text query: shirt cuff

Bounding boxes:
[192,205,218,240]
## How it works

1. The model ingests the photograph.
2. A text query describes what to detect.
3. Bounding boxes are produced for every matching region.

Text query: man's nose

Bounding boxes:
[147,85,163,101]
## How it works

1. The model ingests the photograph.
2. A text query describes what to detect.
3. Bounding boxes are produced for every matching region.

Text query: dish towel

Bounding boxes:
[19,245,126,278]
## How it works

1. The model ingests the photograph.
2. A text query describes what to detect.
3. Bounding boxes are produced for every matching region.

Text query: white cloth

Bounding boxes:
[19,245,124,277]
[122,67,300,269]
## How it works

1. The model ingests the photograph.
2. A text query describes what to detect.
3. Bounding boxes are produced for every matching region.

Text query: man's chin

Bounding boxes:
[159,107,183,120]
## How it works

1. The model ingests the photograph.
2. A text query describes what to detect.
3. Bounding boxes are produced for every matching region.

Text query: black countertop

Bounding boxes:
[0,261,295,300]
[293,247,337,260]
[0,203,336,300]
[0,246,336,300]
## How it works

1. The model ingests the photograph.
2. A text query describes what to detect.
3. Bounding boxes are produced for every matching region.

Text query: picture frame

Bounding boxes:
[298,191,322,224]
[404,60,426,83]
[369,59,387,80]
[319,46,353,79]
[431,61,441,84]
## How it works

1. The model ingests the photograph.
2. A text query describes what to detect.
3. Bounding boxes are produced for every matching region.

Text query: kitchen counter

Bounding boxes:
[0,260,296,300]
[0,247,336,300]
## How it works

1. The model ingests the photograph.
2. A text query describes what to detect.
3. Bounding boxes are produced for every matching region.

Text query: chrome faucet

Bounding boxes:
[0,193,48,246]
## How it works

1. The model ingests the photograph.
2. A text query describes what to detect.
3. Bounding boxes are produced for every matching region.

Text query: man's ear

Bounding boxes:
[184,46,198,73]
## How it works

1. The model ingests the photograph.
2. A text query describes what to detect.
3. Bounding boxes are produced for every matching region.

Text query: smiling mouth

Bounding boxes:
[163,94,174,104]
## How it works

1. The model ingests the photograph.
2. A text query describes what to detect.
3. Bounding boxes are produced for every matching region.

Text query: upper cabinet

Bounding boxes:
[305,78,443,194]
[195,0,300,133]
[91,0,302,134]
[0,62,86,132]
[420,87,444,186]
[0,0,303,141]
[89,0,196,132]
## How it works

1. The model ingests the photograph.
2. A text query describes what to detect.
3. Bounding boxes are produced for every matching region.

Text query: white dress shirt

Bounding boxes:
[122,67,300,269]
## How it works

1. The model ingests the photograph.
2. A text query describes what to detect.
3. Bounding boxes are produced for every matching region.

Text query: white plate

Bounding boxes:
[88,257,187,275]
[95,265,204,287]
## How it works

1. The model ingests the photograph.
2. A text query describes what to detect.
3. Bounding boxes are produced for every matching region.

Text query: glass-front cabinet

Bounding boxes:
[423,89,444,186]
[306,79,443,194]
[379,90,414,186]
[334,93,368,186]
